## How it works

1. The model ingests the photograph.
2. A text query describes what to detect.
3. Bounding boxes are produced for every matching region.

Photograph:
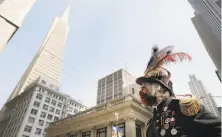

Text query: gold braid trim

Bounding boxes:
[147,70,160,77]
[179,95,200,116]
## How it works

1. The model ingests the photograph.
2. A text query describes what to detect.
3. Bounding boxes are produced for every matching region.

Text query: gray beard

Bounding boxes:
[147,90,170,106]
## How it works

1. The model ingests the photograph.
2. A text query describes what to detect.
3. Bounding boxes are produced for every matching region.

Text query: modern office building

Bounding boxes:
[0,76,87,137]
[7,7,70,101]
[188,74,220,117]
[47,95,152,137]
[217,107,221,115]
[215,70,221,81]
[207,93,221,115]
[97,69,136,105]
[188,0,221,79]
[123,83,141,101]
[0,0,37,52]
[188,0,221,39]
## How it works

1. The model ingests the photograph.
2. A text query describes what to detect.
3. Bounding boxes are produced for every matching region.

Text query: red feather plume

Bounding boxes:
[157,52,192,67]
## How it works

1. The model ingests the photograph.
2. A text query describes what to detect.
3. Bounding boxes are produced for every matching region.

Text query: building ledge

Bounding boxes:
[50,94,151,126]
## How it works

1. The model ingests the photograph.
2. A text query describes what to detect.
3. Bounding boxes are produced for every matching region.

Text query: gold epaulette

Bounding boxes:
[176,95,200,116]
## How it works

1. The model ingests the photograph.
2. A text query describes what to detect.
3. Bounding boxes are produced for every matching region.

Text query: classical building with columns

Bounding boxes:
[46,95,152,137]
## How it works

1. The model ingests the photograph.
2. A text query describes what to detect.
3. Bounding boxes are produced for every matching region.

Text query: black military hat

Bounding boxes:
[136,45,192,96]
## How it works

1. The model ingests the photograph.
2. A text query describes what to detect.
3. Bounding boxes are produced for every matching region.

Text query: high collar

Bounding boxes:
[152,99,167,114]
[157,99,167,111]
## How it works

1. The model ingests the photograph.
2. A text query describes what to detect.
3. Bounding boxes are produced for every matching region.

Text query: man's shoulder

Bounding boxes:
[166,95,201,116]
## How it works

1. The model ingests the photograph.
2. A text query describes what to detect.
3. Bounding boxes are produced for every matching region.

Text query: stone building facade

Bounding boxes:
[47,95,152,137]
[0,76,87,137]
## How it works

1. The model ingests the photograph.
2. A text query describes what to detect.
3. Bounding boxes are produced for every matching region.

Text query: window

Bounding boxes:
[82,131,90,137]
[38,119,44,126]
[55,87,59,91]
[22,135,29,137]
[42,131,46,136]
[41,80,46,84]
[51,100,56,106]
[136,124,142,137]
[45,97,51,103]
[73,109,78,114]
[132,88,135,94]
[36,93,43,100]
[35,128,42,135]
[97,128,106,137]
[43,104,48,110]
[55,109,61,115]
[45,122,50,128]
[113,123,125,137]
[40,112,46,118]
[118,92,122,96]
[49,107,55,113]
[216,0,221,8]
[28,117,35,124]
[30,109,38,115]
[57,102,62,108]
[33,101,40,107]
[54,116,59,121]
[49,84,54,88]
[47,114,53,120]
[69,134,77,137]
[24,126,32,132]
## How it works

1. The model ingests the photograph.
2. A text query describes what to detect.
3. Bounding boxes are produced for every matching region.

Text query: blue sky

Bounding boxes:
[0,0,221,108]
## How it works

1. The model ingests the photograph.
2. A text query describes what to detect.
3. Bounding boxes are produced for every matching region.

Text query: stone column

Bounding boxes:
[141,123,146,137]
[77,130,82,137]
[91,127,96,137]
[125,118,136,137]
[106,122,112,137]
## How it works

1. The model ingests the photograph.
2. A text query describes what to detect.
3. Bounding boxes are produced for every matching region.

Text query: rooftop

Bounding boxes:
[50,94,152,126]
[6,76,88,108]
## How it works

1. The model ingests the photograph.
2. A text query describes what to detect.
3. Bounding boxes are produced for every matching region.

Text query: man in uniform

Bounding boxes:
[136,46,221,137]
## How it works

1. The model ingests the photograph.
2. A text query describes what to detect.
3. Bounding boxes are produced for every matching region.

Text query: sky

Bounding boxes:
[0,0,221,108]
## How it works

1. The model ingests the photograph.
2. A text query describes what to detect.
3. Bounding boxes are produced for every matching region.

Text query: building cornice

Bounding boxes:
[51,94,151,125]
[47,95,152,136]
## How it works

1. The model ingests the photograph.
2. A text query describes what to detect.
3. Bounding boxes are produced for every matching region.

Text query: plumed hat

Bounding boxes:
[136,45,192,96]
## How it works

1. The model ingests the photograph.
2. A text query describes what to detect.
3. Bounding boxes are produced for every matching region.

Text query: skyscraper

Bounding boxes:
[188,0,221,39]
[188,0,221,79]
[7,7,70,101]
[96,69,136,105]
[207,93,220,116]
[0,0,37,52]
[188,74,220,117]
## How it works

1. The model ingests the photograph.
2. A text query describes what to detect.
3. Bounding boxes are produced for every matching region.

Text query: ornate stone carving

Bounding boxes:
[105,121,113,126]
[76,130,82,134]
[91,126,96,130]
[141,122,146,127]
[124,117,137,122]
